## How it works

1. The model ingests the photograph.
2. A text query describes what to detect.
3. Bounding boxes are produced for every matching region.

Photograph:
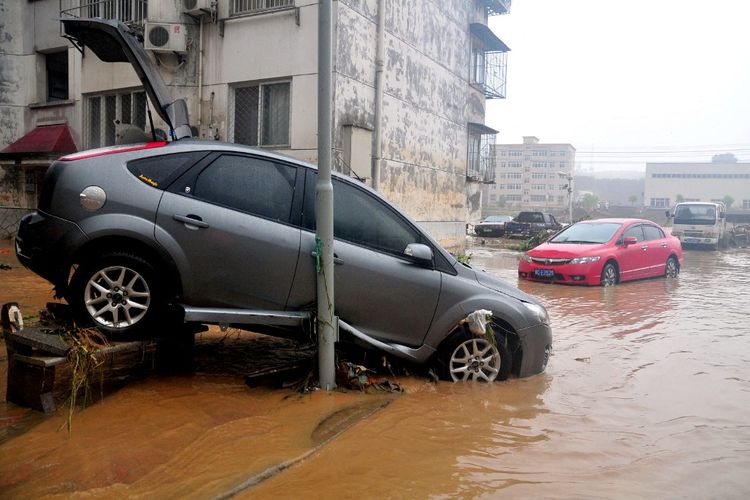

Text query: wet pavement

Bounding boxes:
[2,240,750,498]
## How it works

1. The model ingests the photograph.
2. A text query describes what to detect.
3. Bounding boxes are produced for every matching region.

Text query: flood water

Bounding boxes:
[2,242,750,498]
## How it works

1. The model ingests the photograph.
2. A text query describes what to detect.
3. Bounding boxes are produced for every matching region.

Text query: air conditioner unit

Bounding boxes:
[144,23,187,53]
[183,0,212,16]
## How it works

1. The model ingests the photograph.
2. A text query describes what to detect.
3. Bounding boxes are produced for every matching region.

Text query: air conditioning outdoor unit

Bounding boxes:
[144,23,187,53]
[183,0,212,16]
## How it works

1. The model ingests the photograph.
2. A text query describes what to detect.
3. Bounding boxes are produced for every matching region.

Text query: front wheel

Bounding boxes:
[665,256,680,278]
[435,327,512,382]
[600,262,619,287]
[69,252,164,339]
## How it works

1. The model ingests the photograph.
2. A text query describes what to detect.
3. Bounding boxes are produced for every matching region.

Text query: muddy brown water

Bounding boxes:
[1,242,749,498]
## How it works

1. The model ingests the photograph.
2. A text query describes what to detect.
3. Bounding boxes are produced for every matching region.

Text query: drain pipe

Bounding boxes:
[371,0,385,191]
[197,16,204,130]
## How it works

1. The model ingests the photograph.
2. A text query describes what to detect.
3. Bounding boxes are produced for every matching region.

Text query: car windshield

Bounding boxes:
[674,205,717,226]
[550,222,622,244]
[483,215,512,222]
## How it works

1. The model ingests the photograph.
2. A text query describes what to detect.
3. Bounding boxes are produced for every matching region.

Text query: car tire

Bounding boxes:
[435,325,512,382]
[665,256,680,278]
[600,261,619,287]
[69,251,164,339]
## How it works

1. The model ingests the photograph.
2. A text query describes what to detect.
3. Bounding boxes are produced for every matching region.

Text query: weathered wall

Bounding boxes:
[335,0,475,249]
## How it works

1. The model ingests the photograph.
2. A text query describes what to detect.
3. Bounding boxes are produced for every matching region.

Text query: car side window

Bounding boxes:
[623,224,644,242]
[642,224,665,240]
[127,152,207,189]
[192,154,297,223]
[302,175,421,256]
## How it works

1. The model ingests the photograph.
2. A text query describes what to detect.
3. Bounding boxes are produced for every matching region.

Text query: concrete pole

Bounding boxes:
[371,0,385,191]
[316,0,336,390]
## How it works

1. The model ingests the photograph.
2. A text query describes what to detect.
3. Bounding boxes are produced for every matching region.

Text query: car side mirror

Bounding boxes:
[623,236,638,246]
[665,210,671,218]
[404,243,433,264]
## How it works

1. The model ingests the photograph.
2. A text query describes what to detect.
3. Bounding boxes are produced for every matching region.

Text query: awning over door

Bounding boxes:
[0,124,77,156]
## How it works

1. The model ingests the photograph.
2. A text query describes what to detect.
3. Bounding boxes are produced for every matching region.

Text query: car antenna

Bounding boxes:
[147,107,157,142]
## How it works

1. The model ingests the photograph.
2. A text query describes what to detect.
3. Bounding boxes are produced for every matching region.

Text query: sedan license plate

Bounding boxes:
[533,269,555,278]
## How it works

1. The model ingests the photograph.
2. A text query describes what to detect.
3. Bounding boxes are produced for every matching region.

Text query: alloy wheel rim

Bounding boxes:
[449,338,501,382]
[666,260,679,277]
[602,266,617,286]
[84,265,151,329]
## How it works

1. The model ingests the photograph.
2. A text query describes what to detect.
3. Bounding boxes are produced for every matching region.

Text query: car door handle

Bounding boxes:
[173,214,209,229]
[661,242,668,248]
[641,245,648,251]
[311,251,344,265]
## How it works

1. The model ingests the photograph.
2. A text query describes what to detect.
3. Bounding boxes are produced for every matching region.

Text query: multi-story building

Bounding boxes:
[0,0,513,247]
[645,162,750,210]
[484,136,575,213]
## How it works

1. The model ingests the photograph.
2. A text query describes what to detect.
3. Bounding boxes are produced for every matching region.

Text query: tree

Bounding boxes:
[628,194,637,206]
[723,195,734,208]
[676,194,685,203]
[712,153,738,163]
[582,193,599,210]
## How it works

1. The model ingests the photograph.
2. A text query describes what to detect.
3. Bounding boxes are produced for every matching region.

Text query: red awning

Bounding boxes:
[1,124,77,155]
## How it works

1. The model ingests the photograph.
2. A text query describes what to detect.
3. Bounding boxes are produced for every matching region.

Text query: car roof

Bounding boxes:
[578,218,659,225]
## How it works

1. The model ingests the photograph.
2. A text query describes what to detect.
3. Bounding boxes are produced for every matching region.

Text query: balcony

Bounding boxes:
[60,0,148,28]
[470,23,510,99]
[478,0,511,16]
[230,0,295,16]
[467,123,498,184]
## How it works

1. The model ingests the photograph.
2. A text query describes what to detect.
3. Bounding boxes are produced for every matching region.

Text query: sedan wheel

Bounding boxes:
[600,262,618,286]
[665,256,679,278]
[436,327,512,382]
[70,252,163,338]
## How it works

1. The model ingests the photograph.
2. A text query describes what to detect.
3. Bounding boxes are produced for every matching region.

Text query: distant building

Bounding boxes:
[644,162,750,210]
[484,136,575,212]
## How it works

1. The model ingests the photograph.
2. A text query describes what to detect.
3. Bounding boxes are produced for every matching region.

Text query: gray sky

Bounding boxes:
[487,0,750,172]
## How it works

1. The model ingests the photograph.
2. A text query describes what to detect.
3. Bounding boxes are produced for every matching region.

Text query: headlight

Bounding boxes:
[522,254,533,263]
[522,302,550,326]
[569,255,601,265]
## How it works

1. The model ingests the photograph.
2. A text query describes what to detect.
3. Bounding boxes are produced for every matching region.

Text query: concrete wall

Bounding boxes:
[645,163,750,210]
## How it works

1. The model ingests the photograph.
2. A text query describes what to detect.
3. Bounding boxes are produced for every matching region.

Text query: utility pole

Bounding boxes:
[316,0,336,390]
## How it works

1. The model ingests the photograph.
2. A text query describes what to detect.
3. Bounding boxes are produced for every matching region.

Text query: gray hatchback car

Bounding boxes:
[15,19,551,382]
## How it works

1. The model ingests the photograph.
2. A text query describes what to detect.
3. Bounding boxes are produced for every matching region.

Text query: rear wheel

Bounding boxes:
[600,262,619,286]
[665,256,679,278]
[70,252,164,339]
[435,326,512,382]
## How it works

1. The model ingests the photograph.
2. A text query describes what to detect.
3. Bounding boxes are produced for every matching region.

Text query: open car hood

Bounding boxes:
[62,18,192,140]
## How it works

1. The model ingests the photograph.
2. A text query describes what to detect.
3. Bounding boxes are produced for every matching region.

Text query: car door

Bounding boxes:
[286,171,442,346]
[154,153,303,309]
[641,223,670,277]
[617,224,648,281]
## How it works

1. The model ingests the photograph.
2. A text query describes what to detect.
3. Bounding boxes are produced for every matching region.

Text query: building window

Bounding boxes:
[508,161,521,168]
[45,51,69,101]
[532,184,546,190]
[532,172,546,179]
[508,172,522,179]
[468,123,496,183]
[743,200,750,209]
[231,81,291,148]
[530,195,546,202]
[650,198,670,208]
[509,150,522,156]
[469,24,508,99]
[85,89,147,149]
[231,0,295,16]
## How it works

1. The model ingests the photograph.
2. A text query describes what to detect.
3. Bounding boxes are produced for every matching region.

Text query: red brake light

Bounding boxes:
[60,141,168,161]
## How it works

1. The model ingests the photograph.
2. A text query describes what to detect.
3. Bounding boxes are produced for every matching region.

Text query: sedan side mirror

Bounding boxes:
[404,243,433,264]
[665,210,672,218]
[623,236,638,246]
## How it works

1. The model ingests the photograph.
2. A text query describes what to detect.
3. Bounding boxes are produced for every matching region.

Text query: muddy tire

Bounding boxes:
[434,326,512,382]
[600,261,619,287]
[69,252,164,339]
[665,256,680,278]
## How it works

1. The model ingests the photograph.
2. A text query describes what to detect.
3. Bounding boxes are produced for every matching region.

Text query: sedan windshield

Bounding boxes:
[550,222,622,244]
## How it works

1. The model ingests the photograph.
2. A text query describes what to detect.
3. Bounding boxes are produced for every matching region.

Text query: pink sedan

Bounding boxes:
[518,218,683,286]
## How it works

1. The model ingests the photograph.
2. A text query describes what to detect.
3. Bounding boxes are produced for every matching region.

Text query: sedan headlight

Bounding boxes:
[522,302,550,326]
[569,255,601,265]
[522,254,533,263]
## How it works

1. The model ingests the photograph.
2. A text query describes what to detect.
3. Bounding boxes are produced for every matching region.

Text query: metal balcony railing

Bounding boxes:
[480,0,511,16]
[60,0,148,28]
[468,124,497,184]
[230,0,295,16]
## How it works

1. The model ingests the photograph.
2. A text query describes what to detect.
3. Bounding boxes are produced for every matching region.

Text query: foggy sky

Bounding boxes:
[487,0,750,172]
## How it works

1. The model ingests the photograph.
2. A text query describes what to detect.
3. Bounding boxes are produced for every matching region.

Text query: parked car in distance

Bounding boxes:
[518,218,682,286]
[474,215,514,237]
[14,18,553,383]
[505,212,562,238]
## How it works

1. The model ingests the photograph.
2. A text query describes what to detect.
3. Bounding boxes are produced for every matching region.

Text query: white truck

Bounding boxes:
[666,202,727,250]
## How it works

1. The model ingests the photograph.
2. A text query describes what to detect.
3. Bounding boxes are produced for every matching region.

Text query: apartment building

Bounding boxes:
[0,0,513,247]
[484,136,575,212]
[645,162,750,210]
